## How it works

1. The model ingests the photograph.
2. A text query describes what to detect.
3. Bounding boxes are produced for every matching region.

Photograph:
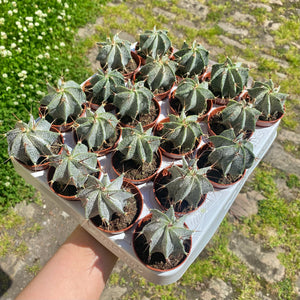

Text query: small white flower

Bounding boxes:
[1,50,7,57]
[23,27,28,32]
[2,73,8,78]
[65,27,69,31]
[0,18,4,25]
[57,0,61,3]
[28,23,34,29]
[13,101,19,105]
[60,42,65,47]
[54,45,59,50]
[49,27,53,32]
[6,50,12,56]
[37,54,43,59]
[16,48,22,53]
[1,32,7,39]
[0,46,5,50]
[25,16,33,22]
[64,3,69,8]
[45,46,50,50]
[13,9,18,14]
[35,10,44,18]
[41,31,46,36]
[44,72,48,76]
[6,87,11,91]
[29,84,34,89]
[38,35,43,40]
[18,39,23,43]
[67,15,71,20]
[8,10,13,16]
[4,182,10,187]
[12,1,17,7]
[20,83,24,87]
[35,22,39,26]
[5,176,9,180]
[35,63,39,67]
[43,65,48,70]
[57,16,63,20]
[65,68,69,73]
[44,52,50,58]
[11,43,17,48]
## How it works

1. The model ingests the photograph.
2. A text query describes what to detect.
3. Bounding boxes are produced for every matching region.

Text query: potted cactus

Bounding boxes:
[6,114,63,171]
[96,33,141,80]
[197,128,255,188]
[209,57,249,105]
[83,68,125,111]
[169,77,214,120]
[111,123,162,184]
[39,77,86,132]
[113,80,160,130]
[133,206,193,271]
[174,41,209,77]
[153,157,213,215]
[154,111,203,159]
[247,79,288,127]
[73,105,120,156]
[48,142,100,200]
[139,55,177,100]
[78,174,143,233]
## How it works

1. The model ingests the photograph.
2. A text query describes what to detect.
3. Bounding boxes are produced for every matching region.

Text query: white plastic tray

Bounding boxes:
[12,94,280,285]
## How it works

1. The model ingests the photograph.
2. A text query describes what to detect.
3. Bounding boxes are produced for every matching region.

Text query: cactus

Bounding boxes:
[160,111,203,153]
[208,128,255,177]
[247,79,287,119]
[85,68,125,105]
[140,55,177,93]
[174,78,214,115]
[221,99,261,135]
[6,115,60,166]
[40,77,86,125]
[210,57,249,99]
[96,34,132,70]
[174,41,209,77]
[74,105,119,151]
[49,143,98,188]
[139,206,193,261]
[117,123,161,165]
[164,157,213,209]
[78,174,134,223]
[138,26,171,58]
[113,81,154,119]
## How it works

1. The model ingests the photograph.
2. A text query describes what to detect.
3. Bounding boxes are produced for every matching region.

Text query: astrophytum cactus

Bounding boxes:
[210,57,249,99]
[174,41,209,77]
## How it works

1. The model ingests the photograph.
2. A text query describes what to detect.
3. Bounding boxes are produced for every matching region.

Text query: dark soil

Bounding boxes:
[154,170,206,213]
[120,100,159,128]
[170,96,208,116]
[52,181,77,197]
[90,192,140,232]
[112,151,160,181]
[259,111,282,121]
[133,218,191,270]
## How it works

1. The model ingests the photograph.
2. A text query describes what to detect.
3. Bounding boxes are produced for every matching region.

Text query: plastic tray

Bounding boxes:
[12,93,280,285]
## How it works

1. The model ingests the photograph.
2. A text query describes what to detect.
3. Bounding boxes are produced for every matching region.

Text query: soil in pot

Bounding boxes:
[83,83,114,107]
[112,151,160,181]
[133,216,191,271]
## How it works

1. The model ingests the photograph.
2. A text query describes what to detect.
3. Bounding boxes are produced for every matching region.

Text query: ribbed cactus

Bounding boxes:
[210,57,249,98]
[208,128,255,177]
[96,34,132,70]
[164,157,213,208]
[49,143,98,188]
[113,81,154,119]
[74,106,119,151]
[174,78,214,114]
[117,123,161,165]
[40,77,85,124]
[138,26,171,58]
[160,112,203,152]
[139,206,193,261]
[174,41,209,76]
[85,68,125,105]
[78,174,134,222]
[221,100,261,135]
[247,79,287,118]
[140,55,177,92]
[6,115,60,166]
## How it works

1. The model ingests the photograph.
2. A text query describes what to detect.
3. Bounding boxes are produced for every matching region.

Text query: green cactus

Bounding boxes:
[96,34,132,70]
[247,79,287,119]
[74,106,119,151]
[164,157,213,209]
[140,55,177,93]
[174,78,214,115]
[138,26,171,58]
[85,68,125,105]
[221,100,261,135]
[49,143,98,188]
[160,111,203,153]
[40,77,86,125]
[113,81,154,120]
[174,41,209,77]
[208,128,255,177]
[78,174,134,223]
[210,57,249,99]
[117,123,161,165]
[139,206,193,261]
[6,115,60,166]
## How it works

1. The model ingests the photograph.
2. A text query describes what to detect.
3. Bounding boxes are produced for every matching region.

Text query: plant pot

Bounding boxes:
[196,143,245,189]
[89,180,143,234]
[153,165,207,216]
[111,149,162,185]
[154,117,202,160]
[39,104,86,133]
[256,111,284,127]
[133,213,192,272]
[154,81,175,101]
[73,126,122,156]
[120,97,161,130]
[47,160,101,201]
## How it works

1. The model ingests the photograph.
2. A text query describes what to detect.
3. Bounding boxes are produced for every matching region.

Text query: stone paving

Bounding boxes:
[1,0,300,299]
